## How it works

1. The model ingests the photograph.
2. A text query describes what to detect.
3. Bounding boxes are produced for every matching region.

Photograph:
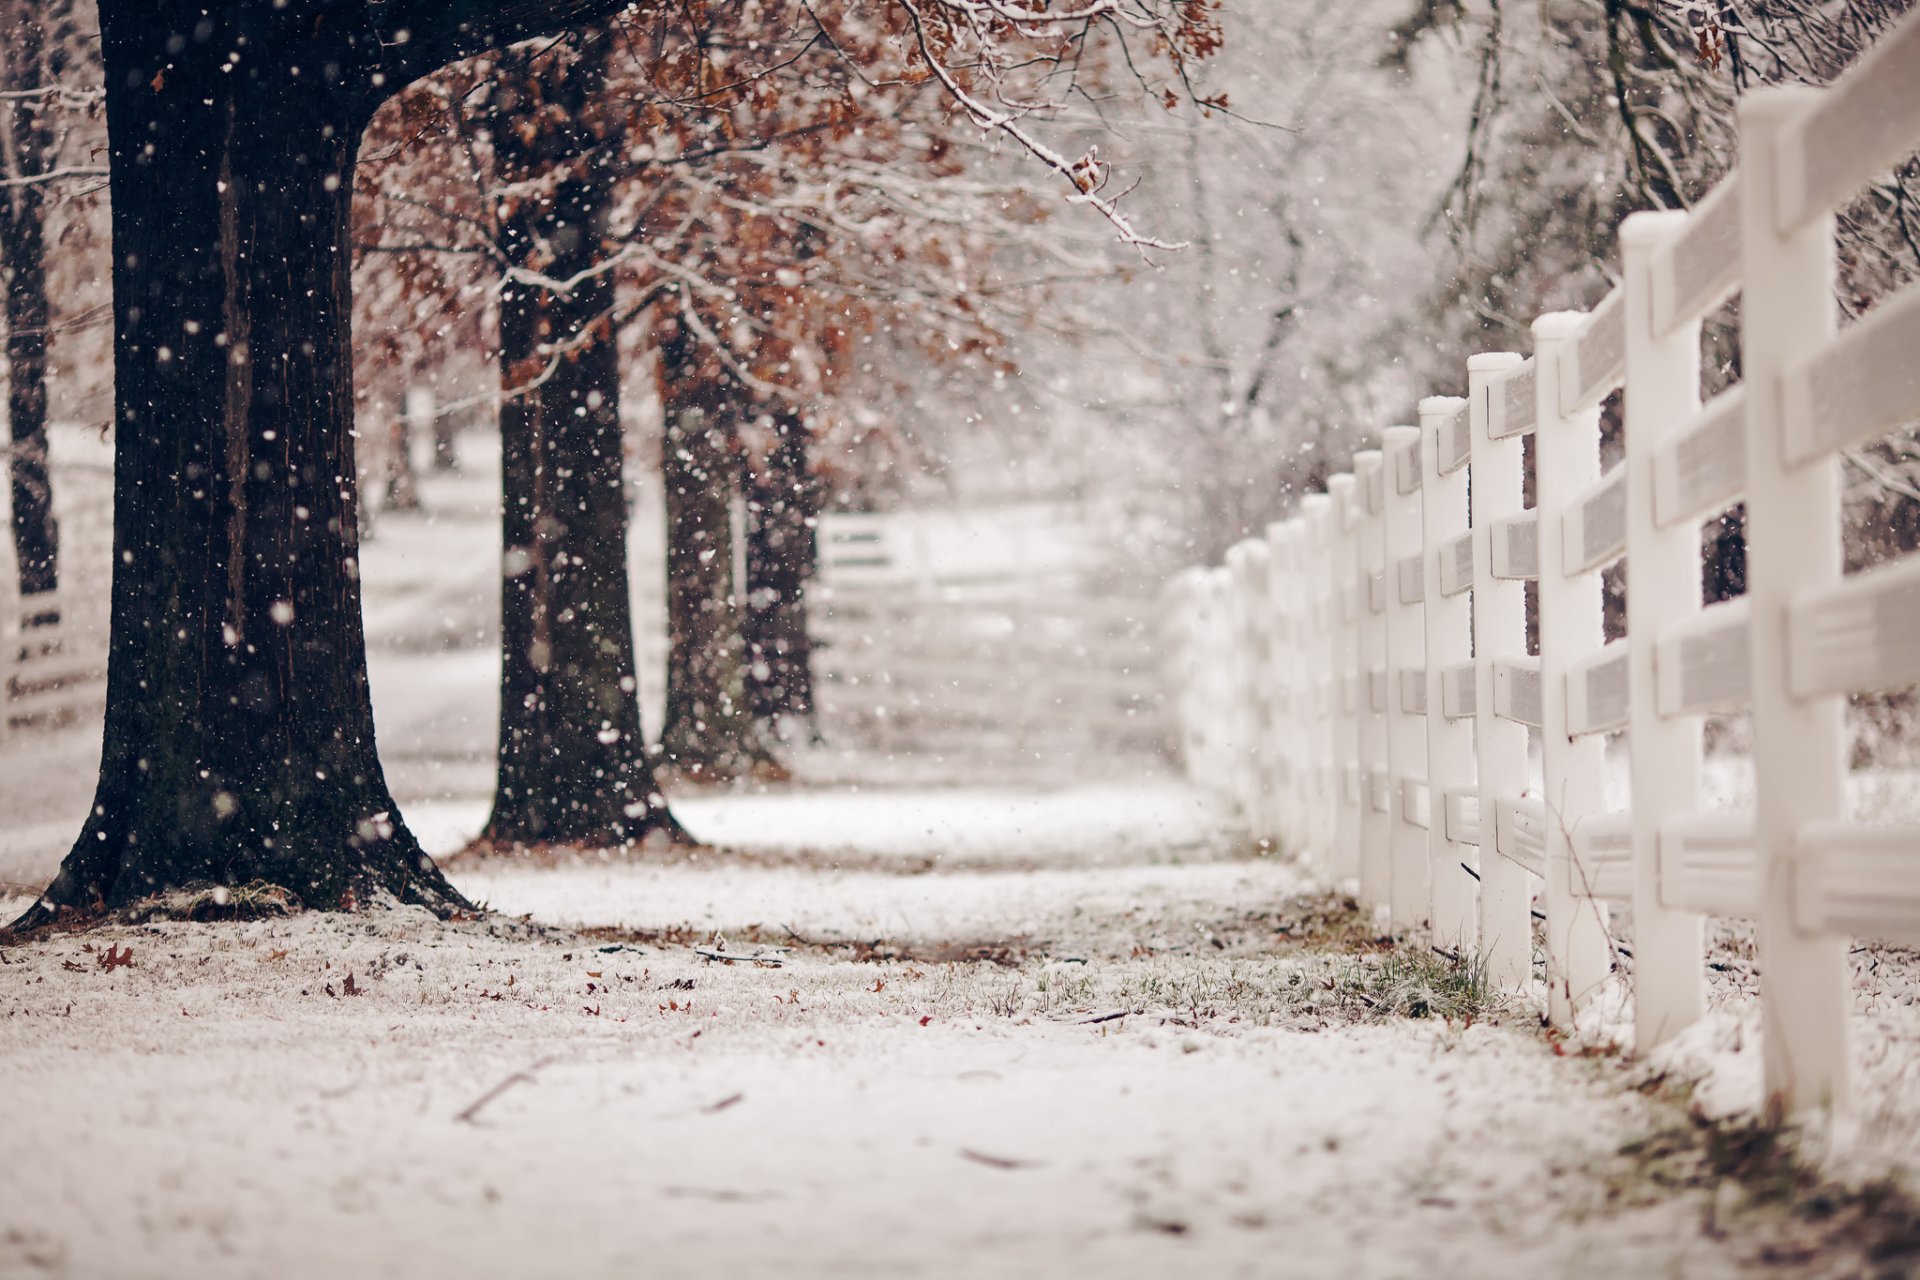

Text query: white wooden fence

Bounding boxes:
[0,426,113,743]
[1165,16,1920,1118]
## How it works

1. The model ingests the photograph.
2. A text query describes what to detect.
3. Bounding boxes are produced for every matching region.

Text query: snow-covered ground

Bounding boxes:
[6,438,1920,1277]
[4,785,1918,1278]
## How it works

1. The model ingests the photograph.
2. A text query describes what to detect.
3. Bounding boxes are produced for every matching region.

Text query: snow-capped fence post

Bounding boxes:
[1380,426,1429,932]
[1467,352,1531,987]
[1418,396,1475,952]
[1327,473,1363,883]
[1740,87,1851,1114]
[1531,312,1614,1028]
[1621,209,1709,1050]
[1353,451,1393,913]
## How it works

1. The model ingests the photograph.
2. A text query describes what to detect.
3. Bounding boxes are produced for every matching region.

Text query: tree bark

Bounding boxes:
[656,322,774,781]
[481,37,679,847]
[0,1,60,613]
[743,406,818,728]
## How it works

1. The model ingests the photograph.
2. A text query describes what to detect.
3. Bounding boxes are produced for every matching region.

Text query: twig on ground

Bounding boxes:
[960,1148,1041,1170]
[1078,1010,1129,1025]
[455,1055,560,1125]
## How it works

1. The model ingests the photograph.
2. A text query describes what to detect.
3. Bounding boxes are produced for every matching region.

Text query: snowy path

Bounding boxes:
[4,780,1906,1278]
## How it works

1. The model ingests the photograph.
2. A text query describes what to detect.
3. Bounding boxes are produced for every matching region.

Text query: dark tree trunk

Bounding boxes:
[481,38,678,847]
[1,2,60,612]
[8,2,554,929]
[382,391,423,512]
[743,406,818,727]
[656,325,773,781]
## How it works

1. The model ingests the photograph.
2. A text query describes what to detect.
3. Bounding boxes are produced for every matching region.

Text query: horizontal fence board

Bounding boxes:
[1660,810,1758,917]
[1798,821,1920,943]
[1563,288,1626,413]
[1397,554,1424,605]
[1490,513,1538,580]
[1570,810,1634,901]
[1492,362,1537,439]
[1789,552,1920,696]
[1400,669,1427,716]
[1495,796,1546,878]
[1563,468,1627,575]
[1782,282,1920,466]
[1400,779,1431,830]
[1444,788,1479,846]
[1437,405,1472,475]
[1437,531,1475,598]
[1567,641,1631,736]
[1657,597,1753,717]
[1441,661,1476,720]
[1651,180,1743,336]
[1493,657,1543,728]
[1653,386,1747,528]
[1393,440,1423,494]
[1780,13,1920,232]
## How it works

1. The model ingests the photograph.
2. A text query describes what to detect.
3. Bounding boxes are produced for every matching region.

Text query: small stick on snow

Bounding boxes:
[454,1055,559,1125]
[1078,1011,1129,1026]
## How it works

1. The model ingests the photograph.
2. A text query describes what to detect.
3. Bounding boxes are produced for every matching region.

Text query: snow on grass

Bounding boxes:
[0,900,1775,1279]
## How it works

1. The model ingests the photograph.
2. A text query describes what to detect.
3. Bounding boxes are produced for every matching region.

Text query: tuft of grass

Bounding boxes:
[1331,946,1508,1024]
[122,881,303,923]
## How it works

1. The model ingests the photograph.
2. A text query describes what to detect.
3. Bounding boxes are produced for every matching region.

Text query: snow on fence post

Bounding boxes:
[1741,87,1851,1115]
[1353,452,1393,914]
[1621,209,1708,1050]
[1301,493,1336,869]
[1327,473,1364,883]
[1532,312,1615,1027]
[1380,426,1429,932]
[1468,352,1531,986]
[1418,396,1476,952]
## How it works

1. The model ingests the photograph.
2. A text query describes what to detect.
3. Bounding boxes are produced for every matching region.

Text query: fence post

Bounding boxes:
[1264,520,1302,850]
[1327,474,1363,884]
[1468,352,1531,987]
[1740,88,1850,1115]
[1353,452,1392,915]
[1621,209,1707,1050]
[1162,567,1207,782]
[1207,565,1238,796]
[1227,538,1272,839]
[1381,426,1428,932]
[1532,313,1615,1027]
[1300,493,1335,869]
[1419,396,1475,953]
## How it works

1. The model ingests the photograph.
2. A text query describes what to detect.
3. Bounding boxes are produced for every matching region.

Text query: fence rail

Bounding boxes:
[1163,23,1920,1118]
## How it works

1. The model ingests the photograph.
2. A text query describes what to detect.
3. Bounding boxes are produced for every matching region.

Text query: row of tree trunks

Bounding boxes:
[481,33,678,848]
[0,0,62,615]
